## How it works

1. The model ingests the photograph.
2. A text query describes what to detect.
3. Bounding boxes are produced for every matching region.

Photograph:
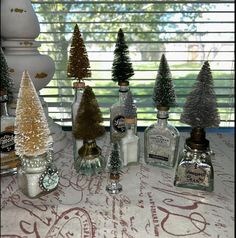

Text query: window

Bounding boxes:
[32,0,235,128]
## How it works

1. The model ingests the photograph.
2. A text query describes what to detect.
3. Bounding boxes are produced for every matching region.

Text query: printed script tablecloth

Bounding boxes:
[1,132,234,238]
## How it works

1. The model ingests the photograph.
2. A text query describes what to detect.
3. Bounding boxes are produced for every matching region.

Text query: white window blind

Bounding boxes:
[32,0,235,128]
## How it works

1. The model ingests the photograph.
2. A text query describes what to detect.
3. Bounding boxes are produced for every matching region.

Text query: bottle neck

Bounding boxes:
[126,123,135,136]
[0,101,9,116]
[119,86,129,104]
[74,87,84,99]
[157,110,169,126]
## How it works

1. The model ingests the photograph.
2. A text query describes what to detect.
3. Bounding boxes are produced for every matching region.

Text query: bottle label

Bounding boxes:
[113,115,126,133]
[149,154,168,161]
[0,132,15,153]
[185,165,206,184]
[149,135,170,147]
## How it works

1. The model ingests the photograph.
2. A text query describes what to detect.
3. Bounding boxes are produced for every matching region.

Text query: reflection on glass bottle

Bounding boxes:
[0,93,19,175]
[120,121,139,166]
[110,81,137,142]
[144,107,179,168]
[71,81,85,159]
[174,127,214,192]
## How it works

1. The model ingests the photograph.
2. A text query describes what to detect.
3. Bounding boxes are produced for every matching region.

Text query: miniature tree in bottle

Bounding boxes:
[106,142,123,194]
[174,61,220,192]
[73,86,106,176]
[67,24,91,158]
[110,28,136,142]
[144,54,180,168]
[120,91,139,166]
[0,48,19,175]
[15,71,59,198]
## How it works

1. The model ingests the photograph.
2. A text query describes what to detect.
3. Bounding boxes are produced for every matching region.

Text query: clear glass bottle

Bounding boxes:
[18,152,59,198]
[174,127,214,192]
[74,139,105,176]
[106,172,122,194]
[110,81,137,143]
[144,107,180,168]
[0,93,20,175]
[71,81,85,159]
[120,121,139,166]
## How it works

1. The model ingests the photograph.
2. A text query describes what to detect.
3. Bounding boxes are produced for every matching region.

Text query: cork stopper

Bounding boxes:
[124,117,136,124]
[186,127,209,151]
[156,105,170,111]
[73,81,85,89]
[110,172,120,180]
[118,81,129,86]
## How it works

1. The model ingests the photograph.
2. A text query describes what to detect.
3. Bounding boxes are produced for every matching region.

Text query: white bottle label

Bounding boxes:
[185,165,207,184]
[149,135,170,147]
[148,135,171,161]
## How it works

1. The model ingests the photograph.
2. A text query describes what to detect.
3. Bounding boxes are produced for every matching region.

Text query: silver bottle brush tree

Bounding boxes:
[174,61,220,192]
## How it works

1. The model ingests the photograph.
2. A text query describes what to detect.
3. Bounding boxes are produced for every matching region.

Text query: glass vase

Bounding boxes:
[74,140,105,176]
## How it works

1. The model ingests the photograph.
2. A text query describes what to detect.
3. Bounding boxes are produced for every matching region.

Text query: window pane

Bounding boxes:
[33,0,235,127]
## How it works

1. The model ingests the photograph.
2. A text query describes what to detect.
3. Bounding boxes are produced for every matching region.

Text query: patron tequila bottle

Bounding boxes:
[144,106,179,168]
[110,81,137,142]
[174,127,214,192]
[120,120,139,166]
[71,81,85,158]
[0,93,20,175]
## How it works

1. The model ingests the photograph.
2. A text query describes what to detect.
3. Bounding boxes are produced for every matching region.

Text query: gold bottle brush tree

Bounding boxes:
[15,70,59,198]
[67,24,92,160]
[72,86,106,176]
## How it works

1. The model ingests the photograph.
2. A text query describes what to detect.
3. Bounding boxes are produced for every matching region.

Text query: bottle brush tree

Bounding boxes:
[67,24,91,82]
[180,61,220,128]
[152,54,176,108]
[112,28,134,84]
[0,48,13,99]
[109,143,122,175]
[124,91,136,119]
[15,70,52,157]
[73,86,105,140]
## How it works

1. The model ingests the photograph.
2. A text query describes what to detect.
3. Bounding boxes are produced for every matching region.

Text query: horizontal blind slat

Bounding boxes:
[33,0,234,127]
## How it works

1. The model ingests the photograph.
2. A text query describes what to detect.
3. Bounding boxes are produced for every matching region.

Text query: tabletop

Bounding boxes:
[0,132,234,238]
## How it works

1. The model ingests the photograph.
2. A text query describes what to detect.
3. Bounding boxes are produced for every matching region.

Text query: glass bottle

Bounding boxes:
[174,127,214,192]
[71,81,85,159]
[106,172,123,194]
[110,81,137,143]
[144,107,180,168]
[75,139,105,176]
[0,93,20,175]
[18,151,59,198]
[120,120,139,166]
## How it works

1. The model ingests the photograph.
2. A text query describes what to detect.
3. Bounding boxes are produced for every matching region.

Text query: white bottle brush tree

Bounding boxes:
[180,61,220,128]
[15,70,53,157]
